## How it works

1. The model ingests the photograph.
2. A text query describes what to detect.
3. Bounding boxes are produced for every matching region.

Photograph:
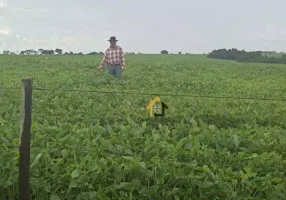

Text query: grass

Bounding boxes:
[0,54,286,199]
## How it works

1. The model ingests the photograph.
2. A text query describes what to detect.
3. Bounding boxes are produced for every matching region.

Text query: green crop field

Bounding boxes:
[1,54,286,199]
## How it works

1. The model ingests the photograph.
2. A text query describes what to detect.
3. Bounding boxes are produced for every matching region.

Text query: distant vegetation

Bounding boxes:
[2,49,105,55]
[2,49,171,55]
[207,48,286,64]
[2,49,192,55]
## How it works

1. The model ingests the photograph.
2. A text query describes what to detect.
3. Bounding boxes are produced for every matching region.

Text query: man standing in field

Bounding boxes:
[97,36,125,77]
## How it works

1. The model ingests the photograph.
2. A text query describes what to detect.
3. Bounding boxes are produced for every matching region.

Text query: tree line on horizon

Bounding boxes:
[2,49,105,55]
[1,49,194,55]
[207,48,286,64]
[3,48,285,65]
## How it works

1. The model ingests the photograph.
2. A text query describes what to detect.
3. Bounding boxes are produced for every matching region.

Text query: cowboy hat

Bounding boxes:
[108,36,118,42]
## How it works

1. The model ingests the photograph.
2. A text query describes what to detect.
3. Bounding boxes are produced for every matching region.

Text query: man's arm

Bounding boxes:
[99,50,108,68]
[120,48,125,69]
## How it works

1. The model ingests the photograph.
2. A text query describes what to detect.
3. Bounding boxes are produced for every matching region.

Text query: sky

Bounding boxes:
[1,0,286,54]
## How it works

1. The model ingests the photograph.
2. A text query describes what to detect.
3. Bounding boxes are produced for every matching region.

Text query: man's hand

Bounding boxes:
[121,66,124,72]
[96,66,102,72]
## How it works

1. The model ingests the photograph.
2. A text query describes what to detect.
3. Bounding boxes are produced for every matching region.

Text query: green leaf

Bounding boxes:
[4,179,13,187]
[225,167,233,175]
[208,124,217,131]
[99,158,107,166]
[231,191,237,198]
[184,142,192,149]
[114,182,134,191]
[202,165,210,173]
[1,136,9,145]
[238,152,244,159]
[142,121,147,128]
[61,149,68,158]
[139,162,146,169]
[122,156,134,161]
[174,196,180,200]
[201,180,214,188]
[69,180,78,188]
[50,195,61,200]
[218,181,231,192]
[34,153,42,163]
[233,134,240,148]
[176,138,185,149]
[71,169,80,179]
[275,183,285,190]
[89,192,97,198]
[190,118,197,127]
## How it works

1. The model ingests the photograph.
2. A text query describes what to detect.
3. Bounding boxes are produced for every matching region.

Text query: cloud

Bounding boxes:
[84,26,101,35]
[0,0,5,8]
[0,28,9,36]
[0,0,49,22]
[8,7,49,12]
[244,23,286,41]
[61,36,79,45]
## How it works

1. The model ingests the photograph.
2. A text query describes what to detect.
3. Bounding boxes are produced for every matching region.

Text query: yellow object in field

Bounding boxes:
[146,96,161,117]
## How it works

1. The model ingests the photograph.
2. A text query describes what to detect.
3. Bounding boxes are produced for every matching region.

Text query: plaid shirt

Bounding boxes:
[100,45,125,68]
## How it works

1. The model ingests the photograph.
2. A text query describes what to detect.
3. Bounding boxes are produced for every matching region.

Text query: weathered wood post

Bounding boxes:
[19,78,32,200]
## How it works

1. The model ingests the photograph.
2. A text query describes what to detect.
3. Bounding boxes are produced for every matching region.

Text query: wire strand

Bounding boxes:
[0,87,20,90]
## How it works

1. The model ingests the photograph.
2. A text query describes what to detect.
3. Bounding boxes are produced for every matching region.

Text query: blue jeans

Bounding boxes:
[107,64,121,77]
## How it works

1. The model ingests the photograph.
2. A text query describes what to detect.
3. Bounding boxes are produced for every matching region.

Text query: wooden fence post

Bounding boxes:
[19,78,32,200]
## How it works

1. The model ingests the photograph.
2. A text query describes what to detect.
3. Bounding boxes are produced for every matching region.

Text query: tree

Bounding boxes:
[38,49,44,54]
[23,49,37,55]
[55,48,63,55]
[42,50,54,55]
[161,50,168,54]
[87,52,98,55]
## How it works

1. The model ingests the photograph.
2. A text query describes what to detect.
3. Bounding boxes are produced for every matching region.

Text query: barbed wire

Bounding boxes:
[0,86,20,90]
[0,145,19,148]
[1,86,286,102]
